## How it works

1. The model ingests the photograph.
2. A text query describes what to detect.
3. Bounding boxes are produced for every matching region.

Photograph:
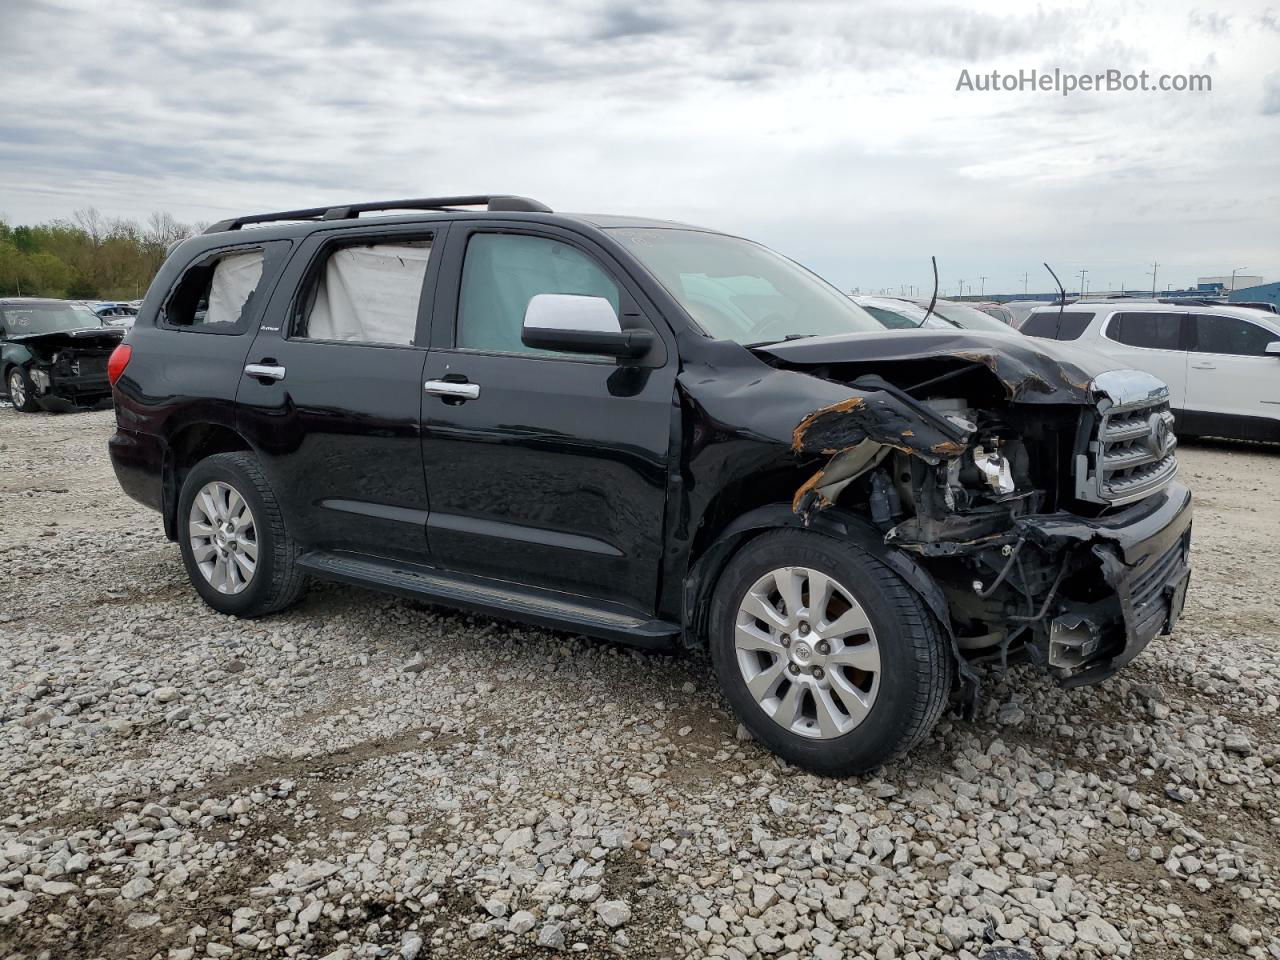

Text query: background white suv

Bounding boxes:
[1024,301,1280,442]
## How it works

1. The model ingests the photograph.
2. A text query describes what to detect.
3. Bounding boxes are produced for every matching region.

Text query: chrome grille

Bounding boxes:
[1076,374,1178,505]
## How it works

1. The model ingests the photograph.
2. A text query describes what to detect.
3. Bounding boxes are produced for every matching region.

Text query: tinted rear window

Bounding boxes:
[1022,310,1094,341]
[1107,312,1183,350]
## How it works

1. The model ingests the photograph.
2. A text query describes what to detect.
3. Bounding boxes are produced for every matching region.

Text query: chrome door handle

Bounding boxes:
[244,363,287,381]
[424,379,480,399]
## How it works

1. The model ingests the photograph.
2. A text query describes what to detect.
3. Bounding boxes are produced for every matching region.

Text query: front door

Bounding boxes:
[1185,311,1280,427]
[419,223,675,612]
[1100,310,1189,410]
[236,224,446,563]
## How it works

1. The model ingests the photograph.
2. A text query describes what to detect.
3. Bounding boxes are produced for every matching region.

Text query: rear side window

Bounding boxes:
[1190,314,1278,356]
[1107,312,1183,350]
[294,239,432,345]
[1021,310,1094,341]
[165,250,265,331]
[456,233,619,355]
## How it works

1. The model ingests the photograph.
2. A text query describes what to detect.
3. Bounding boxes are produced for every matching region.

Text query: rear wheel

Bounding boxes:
[709,529,952,776]
[177,452,307,617]
[7,367,38,412]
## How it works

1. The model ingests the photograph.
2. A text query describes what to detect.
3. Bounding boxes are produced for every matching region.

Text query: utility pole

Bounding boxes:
[979,276,988,298]
[1022,272,1028,295]
[957,280,964,301]
[1077,268,1088,299]
[1231,267,1247,293]
[1149,261,1159,297]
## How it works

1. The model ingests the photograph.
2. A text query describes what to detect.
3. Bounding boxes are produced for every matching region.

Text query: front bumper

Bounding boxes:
[1016,480,1192,686]
[31,368,113,411]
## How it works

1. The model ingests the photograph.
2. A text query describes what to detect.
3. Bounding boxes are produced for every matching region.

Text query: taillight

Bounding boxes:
[107,344,132,386]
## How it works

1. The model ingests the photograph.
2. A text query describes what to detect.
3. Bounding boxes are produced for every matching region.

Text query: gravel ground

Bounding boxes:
[0,406,1277,960]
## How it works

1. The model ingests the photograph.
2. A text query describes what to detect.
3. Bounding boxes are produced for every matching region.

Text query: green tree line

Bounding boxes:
[0,209,204,301]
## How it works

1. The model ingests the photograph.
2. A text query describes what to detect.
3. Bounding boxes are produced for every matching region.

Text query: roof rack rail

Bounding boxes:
[204,195,552,234]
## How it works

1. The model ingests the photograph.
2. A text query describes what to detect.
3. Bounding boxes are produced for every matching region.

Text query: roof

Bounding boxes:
[1029,300,1280,324]
[199,194,713,239]
[0,297,72,305]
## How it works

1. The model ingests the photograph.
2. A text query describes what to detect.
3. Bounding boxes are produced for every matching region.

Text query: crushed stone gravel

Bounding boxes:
[0,407,1277,959]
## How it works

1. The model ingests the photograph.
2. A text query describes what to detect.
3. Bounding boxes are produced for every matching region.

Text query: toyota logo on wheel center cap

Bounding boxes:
[793,643,813,662]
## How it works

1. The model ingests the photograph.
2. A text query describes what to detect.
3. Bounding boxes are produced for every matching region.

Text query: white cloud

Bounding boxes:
[0,0,1276,294]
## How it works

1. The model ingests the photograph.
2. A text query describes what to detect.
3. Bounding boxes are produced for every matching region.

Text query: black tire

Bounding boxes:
[177,452,307,617]
[6,366,38,413]
[709,529,952,776]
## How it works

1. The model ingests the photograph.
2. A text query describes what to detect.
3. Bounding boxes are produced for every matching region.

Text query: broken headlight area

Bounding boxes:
[29,367,52,394]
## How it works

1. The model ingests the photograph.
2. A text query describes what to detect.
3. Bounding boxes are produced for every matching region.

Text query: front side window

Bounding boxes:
[166,250,266,330]
[928,300,1018,333]
[296,240,432,345]
[1107,312,1183,350]
[611,227,881,346]
[862,304,921,329]
[1022,310,1094,341]
[457,233,619,355]
[0,301,103,336]
[1191,314,1278,356]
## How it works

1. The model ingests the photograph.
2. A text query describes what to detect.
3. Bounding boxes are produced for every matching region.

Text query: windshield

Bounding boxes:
[1,302,104,336]
[609,228,882,345]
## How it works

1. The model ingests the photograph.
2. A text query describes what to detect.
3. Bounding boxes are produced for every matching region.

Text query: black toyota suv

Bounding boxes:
[107,195,1192,775]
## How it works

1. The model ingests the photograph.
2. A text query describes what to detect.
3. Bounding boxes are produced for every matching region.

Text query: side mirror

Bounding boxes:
[1266,341,1280,356]
[521,294,654,360]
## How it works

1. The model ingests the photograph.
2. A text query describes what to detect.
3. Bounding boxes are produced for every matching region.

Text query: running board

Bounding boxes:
[296,551,680,648]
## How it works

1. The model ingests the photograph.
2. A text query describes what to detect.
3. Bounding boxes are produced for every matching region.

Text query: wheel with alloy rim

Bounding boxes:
[7,367,38,412]
[735,565,881,740]
[189,480,259,595]
[177,452,307,617]
[710,528,952,776]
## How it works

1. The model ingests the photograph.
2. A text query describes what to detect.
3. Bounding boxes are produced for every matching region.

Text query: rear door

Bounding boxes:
[1099,311,1190,410]
[121,241,292,436]
[236,223,447,563]
[418,221,676,611]
[1185,312,1280,426]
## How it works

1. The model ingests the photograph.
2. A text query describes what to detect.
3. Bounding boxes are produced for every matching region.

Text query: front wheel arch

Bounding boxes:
[684,504,955,646]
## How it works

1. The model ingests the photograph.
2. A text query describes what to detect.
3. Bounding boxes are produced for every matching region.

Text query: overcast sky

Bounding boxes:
[1,0,1277,296]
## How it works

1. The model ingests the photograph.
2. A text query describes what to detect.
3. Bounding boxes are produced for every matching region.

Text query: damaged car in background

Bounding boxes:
[1,298,123,412]
[107,195,1191,775]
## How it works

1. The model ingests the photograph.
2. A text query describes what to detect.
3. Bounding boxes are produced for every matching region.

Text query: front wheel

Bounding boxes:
[177,452,307,617]
[7,367,38,412]
[709,529,952,776]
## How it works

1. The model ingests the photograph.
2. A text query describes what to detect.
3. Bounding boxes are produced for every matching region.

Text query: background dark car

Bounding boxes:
[0,298,123,412]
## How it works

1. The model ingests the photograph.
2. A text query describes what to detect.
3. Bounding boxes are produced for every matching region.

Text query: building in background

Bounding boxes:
[1197,274,1268,293]
[1228,281,1280,310]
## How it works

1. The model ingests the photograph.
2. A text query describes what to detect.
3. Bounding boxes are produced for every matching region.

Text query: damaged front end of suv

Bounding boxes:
[682,329,1191,708]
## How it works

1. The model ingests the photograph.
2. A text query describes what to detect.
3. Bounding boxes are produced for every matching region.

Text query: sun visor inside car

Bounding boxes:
[307,242,431,344]
[206,251,265,325]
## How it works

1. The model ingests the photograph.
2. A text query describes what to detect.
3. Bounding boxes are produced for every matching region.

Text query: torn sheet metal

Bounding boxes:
[754,328,1125,404]
[788,387,973,517]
